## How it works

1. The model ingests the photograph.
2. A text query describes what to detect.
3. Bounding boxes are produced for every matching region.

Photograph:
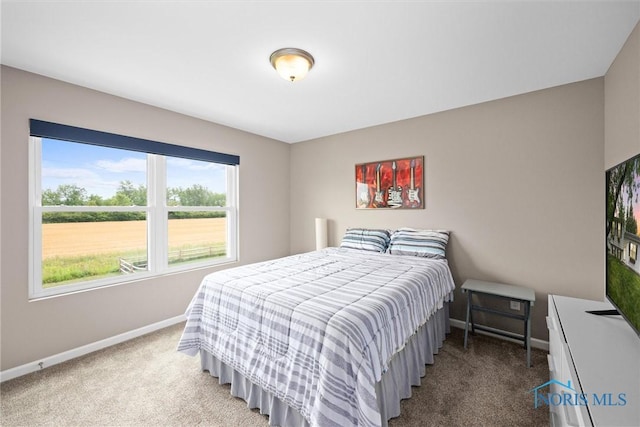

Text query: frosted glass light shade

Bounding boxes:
[315,218,328,250]
[270,48,314,82]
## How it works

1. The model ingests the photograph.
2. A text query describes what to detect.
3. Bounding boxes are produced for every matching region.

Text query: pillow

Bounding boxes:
[340,228,391,253]
[388,228,450,259]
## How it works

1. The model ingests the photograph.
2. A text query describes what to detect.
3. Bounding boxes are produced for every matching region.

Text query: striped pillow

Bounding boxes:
[340,228,391,253]
[388,228,450,259]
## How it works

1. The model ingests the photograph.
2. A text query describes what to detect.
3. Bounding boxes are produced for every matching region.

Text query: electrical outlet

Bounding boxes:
[510,301,521,311]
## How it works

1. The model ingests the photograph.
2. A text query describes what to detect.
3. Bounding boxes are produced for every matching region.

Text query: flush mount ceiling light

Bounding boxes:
[270,48,315,82]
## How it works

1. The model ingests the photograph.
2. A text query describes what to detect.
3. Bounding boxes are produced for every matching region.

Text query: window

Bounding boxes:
[29,120,239,299]
[630,242,638,264]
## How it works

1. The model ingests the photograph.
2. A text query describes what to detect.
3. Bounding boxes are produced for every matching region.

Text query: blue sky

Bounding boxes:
[41,138,227,198]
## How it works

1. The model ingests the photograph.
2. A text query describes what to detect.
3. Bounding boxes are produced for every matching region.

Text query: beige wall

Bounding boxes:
[2,19,638,372]
[0,66,291,371]
[605,20,640,169]
[290,78,605,341]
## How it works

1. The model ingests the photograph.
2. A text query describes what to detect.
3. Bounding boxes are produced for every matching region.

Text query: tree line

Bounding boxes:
[619,203,638,235]
[42,181,226,223]
[607,156,639,236]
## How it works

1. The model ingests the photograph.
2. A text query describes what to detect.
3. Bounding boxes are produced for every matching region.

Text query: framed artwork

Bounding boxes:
[355,156,424,209]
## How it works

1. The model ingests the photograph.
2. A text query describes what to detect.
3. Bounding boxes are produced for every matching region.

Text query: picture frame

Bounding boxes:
[355,156,424,209]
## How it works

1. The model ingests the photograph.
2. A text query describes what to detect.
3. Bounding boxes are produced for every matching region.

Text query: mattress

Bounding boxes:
[178,247,456,426]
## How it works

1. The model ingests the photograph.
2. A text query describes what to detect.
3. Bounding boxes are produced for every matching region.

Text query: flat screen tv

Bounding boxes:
[603,151,640,336]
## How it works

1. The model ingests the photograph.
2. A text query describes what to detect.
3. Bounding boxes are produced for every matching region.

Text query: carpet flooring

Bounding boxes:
[1,323,549,426]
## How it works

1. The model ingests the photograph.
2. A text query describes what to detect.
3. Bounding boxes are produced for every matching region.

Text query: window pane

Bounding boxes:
[42,214,148,287]
[32,132,236,299]
[41,138,147,206]
[168,212,227,266]
[166,157,227,206]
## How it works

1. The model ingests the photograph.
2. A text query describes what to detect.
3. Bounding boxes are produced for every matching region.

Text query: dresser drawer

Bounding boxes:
[547,295,590,427]
[546,315,562,379]
[547,296,564,380]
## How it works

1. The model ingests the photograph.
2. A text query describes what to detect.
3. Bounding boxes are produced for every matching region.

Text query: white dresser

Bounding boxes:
[547,295,640,426]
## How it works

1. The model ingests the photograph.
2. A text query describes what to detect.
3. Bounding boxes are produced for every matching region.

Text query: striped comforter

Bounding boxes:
[177,247,456,426]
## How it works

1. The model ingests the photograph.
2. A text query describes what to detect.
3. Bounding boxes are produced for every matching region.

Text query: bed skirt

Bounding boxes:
[200,302,450,427]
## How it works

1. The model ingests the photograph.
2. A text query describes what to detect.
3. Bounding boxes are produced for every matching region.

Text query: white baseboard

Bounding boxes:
[449,318,549,351]
[0,314,186,383]
[1,315,547,383]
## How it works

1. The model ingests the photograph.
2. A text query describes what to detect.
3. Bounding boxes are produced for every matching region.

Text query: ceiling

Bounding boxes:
[2,1,640,144]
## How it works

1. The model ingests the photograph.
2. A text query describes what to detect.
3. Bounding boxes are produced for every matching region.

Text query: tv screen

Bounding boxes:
[606,151,640,336]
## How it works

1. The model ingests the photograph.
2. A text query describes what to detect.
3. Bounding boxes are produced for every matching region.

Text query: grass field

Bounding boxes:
[42,218,227,286]
[607,254,640,332]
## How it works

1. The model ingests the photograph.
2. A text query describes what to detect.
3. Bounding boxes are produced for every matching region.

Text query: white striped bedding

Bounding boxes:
[177,247,456,427]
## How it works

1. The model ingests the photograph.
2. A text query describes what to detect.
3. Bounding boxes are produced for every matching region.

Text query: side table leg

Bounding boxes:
[525,301,532,367]
[464,290,472,349]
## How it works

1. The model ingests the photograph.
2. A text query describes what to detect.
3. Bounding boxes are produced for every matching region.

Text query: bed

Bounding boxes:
[178,228,456,427]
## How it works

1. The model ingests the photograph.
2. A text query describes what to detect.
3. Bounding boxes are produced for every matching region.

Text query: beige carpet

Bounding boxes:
[1,323,549,426]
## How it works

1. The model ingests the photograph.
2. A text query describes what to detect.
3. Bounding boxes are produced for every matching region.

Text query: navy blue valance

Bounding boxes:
[30,119,240,166]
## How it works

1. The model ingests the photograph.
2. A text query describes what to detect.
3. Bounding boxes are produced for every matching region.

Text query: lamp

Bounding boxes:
[270,48,315,82]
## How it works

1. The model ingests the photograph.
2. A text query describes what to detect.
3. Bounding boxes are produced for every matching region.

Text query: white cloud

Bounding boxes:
[94,157,147,173]
[42,167,99,180]
[167,157,223,171]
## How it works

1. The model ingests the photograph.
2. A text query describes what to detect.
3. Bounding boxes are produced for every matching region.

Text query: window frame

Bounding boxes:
[28,121,239,300]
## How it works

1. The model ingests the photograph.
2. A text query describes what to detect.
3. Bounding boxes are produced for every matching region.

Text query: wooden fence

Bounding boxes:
[119,245,225,273]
